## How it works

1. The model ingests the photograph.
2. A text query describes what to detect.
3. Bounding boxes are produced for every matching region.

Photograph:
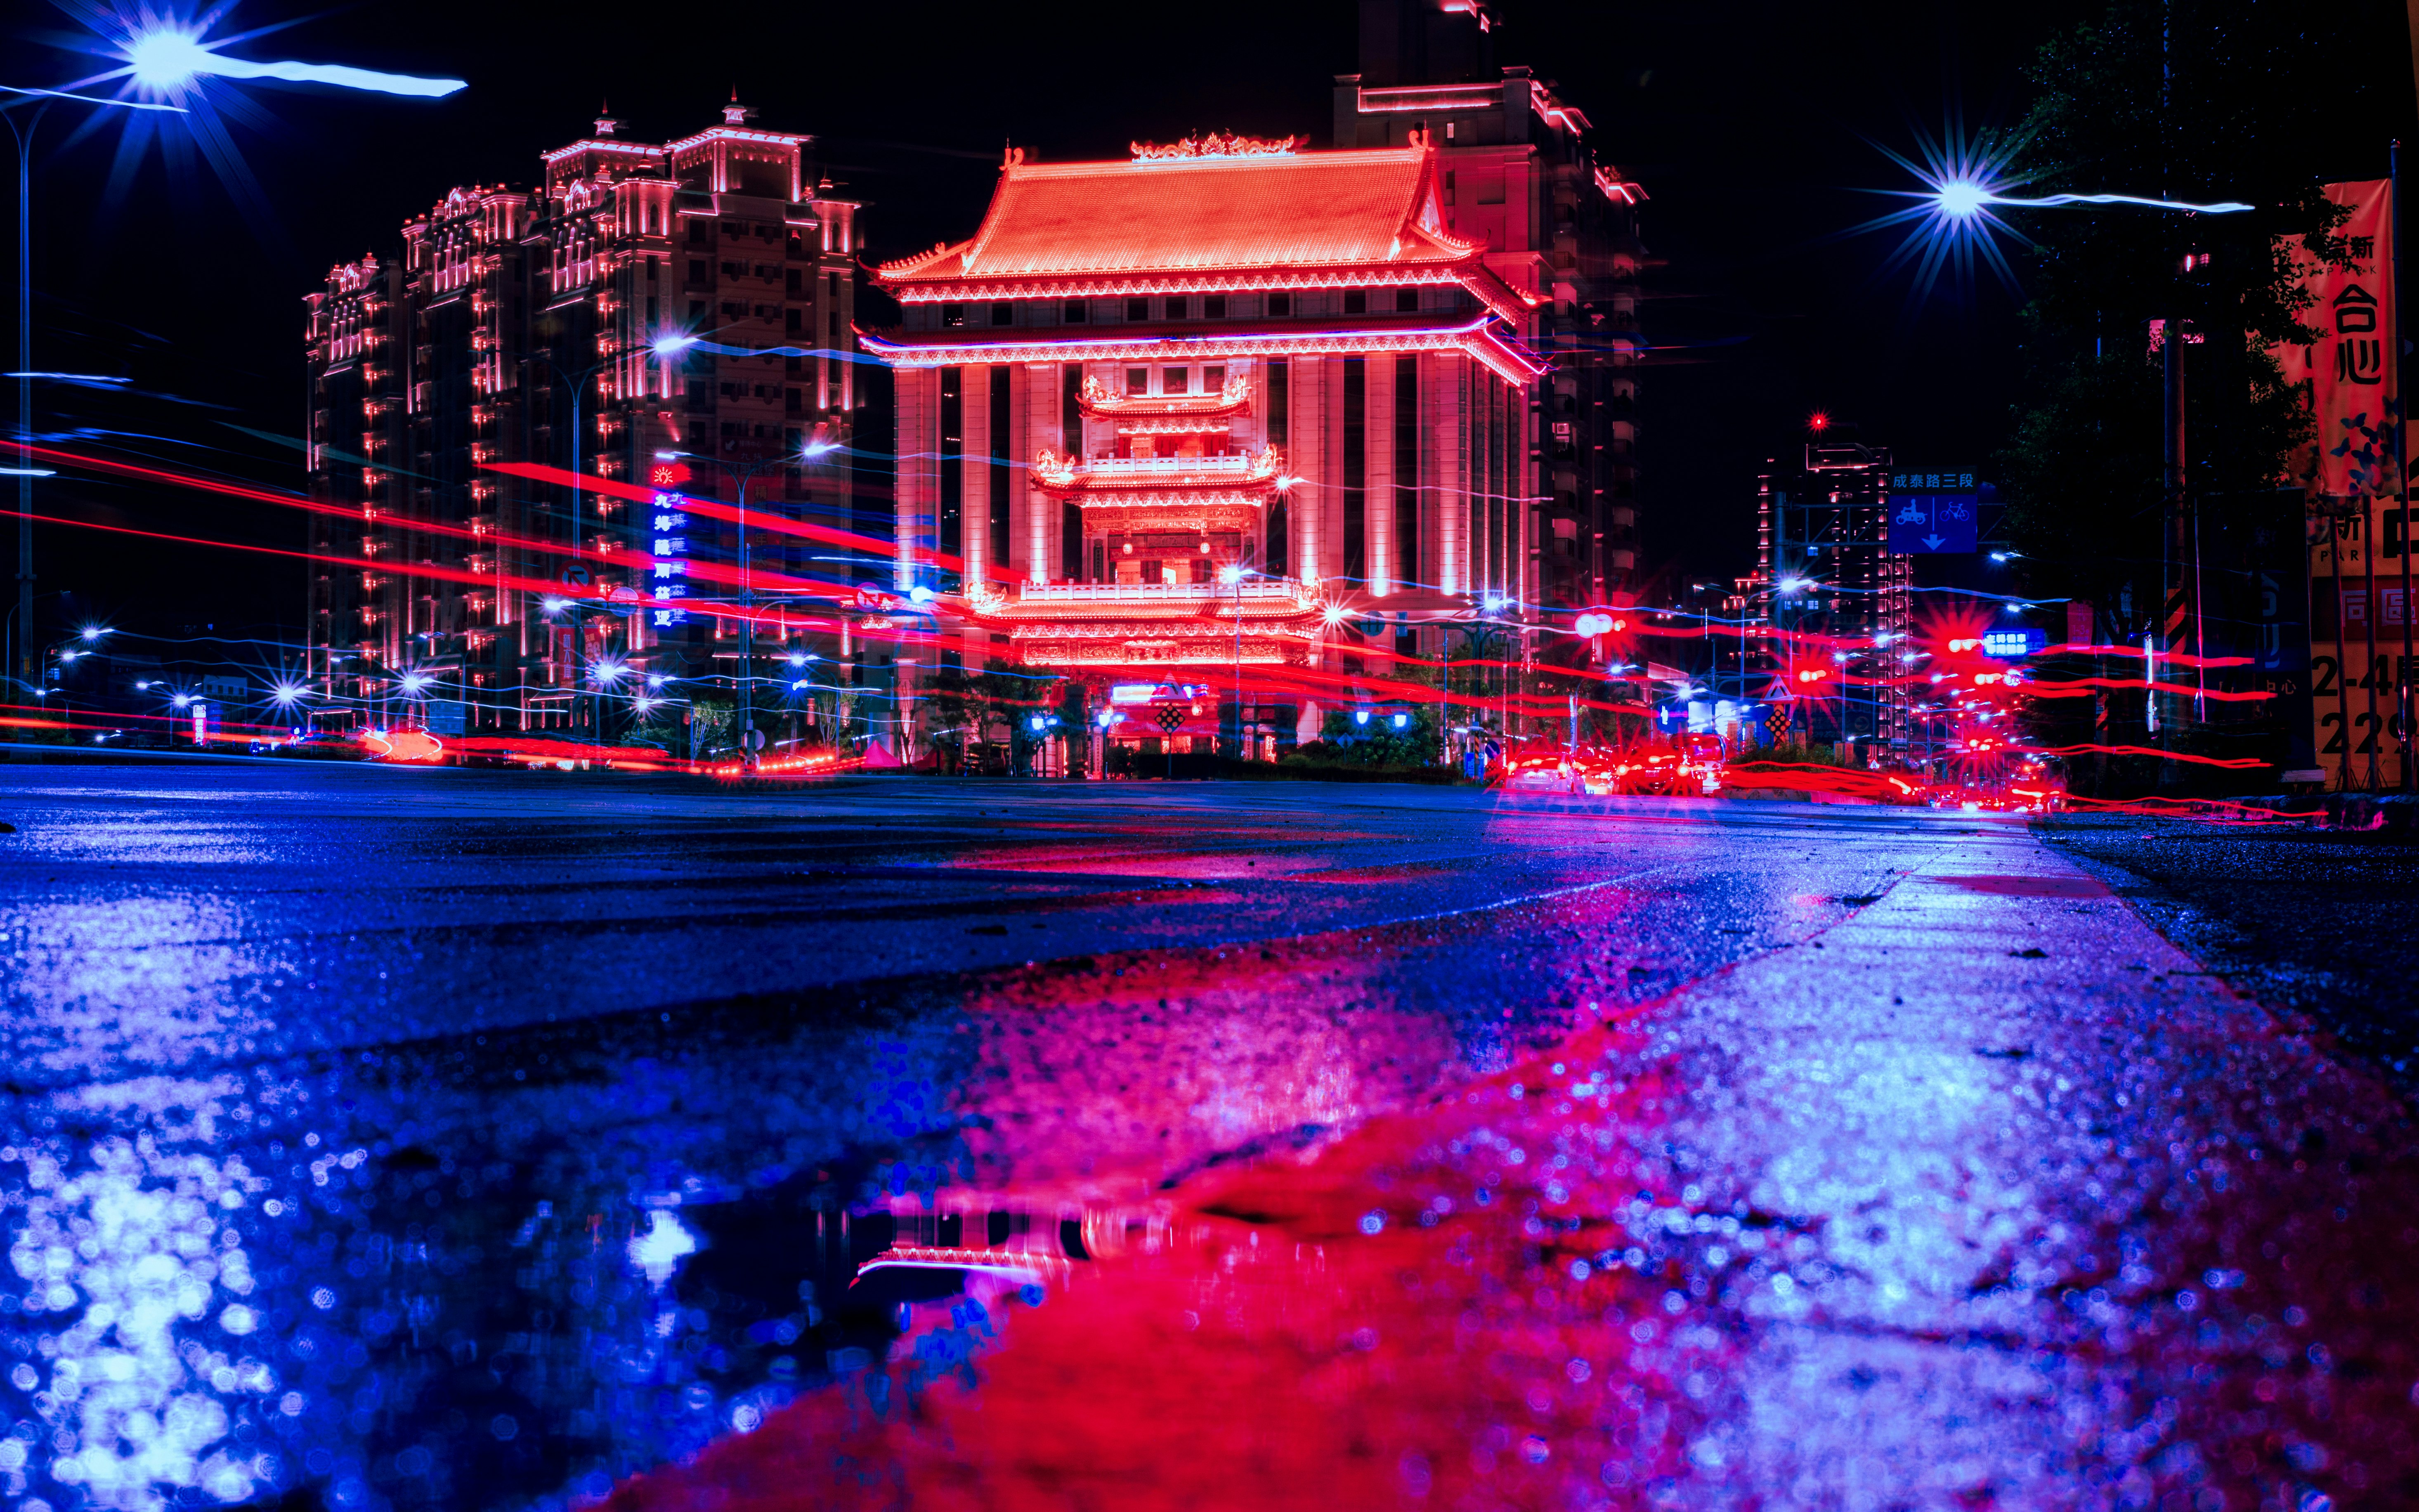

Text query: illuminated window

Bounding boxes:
[941,303,965,328]
[1344,291,1368,314]
[1063,300,1087,323]
[1126,297,1150,321]
[1165,296,1188,321]
[990,302,1014,326]
[1269,292,1292,317]
[1396,287,1420,313]
[1125,367,1149,396]
[1165,368,1190,395]
[1204,365,1225,390]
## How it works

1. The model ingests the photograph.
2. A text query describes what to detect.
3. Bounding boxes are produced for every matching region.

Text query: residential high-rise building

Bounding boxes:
[864,131,1551,754]
[302,102,863,740]
[1333,0,1647,626]
[1754,441,1913,750]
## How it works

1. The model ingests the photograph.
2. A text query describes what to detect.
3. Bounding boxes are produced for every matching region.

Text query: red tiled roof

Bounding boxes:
[877,146,1475,284]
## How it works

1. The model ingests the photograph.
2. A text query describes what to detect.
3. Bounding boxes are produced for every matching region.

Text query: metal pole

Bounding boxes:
[2164,312,2186,771]
[12,107,42,702]
[738,465,751,752]
[2396,139,2414,791]
[570,380,583,740]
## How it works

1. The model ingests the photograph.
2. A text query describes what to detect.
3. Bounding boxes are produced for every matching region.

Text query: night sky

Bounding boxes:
[12,0,2410,646]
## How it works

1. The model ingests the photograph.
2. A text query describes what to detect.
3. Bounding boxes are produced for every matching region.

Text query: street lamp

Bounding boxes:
[1221,560,1248,759]
[2,84,184,697]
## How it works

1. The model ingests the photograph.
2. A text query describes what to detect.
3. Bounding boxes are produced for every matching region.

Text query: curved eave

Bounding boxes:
[858,316,1550,385]
[876,258,1532,326]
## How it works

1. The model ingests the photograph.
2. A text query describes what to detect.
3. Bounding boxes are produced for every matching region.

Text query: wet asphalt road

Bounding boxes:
[0,760,2414,1512]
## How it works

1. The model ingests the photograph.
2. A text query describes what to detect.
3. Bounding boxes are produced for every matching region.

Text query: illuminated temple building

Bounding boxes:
[302,102,864,736]
[867,0,1642,751]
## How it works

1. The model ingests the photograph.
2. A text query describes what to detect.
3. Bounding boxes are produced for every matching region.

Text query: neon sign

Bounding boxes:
[651,491,691,626]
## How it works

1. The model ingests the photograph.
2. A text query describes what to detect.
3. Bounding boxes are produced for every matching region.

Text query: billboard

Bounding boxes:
[2275,180,2407,789]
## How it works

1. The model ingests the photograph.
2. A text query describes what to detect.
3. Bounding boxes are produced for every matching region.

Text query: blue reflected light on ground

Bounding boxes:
[0,1004,980,1512]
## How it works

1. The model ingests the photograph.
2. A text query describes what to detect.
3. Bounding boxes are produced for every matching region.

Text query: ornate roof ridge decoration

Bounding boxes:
[875,240,965,279]
[1130,132,1303,163]
[1078,372,1251,421]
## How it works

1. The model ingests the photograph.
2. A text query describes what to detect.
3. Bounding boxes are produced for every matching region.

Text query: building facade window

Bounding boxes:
[1126,297,1149,321]
[1063,300,1087,324]
[1343,291,1368,315]
[938,366,963,566]
[1395,356,1418,587]
[1264,359,1289,578]
[990,302,1014,326]
[1202,295,1226,319]
[940,302,965,328]
[988,364,1012,571]
[1269,292,1291,317]
[1124,367,1149,397]
[1342,356,1366,582]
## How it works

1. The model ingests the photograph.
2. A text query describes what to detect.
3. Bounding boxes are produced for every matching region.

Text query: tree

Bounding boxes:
[1996,0,2384,625]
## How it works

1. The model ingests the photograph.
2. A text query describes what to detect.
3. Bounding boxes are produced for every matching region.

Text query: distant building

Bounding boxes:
[1754,442,1914,749]
[302,102,864,738]
[1333,0,1647,617]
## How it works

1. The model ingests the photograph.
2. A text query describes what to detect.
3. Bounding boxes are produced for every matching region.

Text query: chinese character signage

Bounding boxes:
[1886,493,1979,553]
[650,491,690,627]
[1981,629,2046,659]
[2276,180,2399,500]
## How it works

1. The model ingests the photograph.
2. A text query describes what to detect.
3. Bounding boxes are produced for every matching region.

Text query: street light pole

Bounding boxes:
[4,87,181,699]
[8,102,38,703]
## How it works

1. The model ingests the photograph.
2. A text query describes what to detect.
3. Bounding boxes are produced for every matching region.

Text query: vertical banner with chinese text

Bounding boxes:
[2275,179,2404,787]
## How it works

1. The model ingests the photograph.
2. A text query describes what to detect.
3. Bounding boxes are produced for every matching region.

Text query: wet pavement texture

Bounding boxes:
[2040,814,2419,1098]
[0,763,2412,1512]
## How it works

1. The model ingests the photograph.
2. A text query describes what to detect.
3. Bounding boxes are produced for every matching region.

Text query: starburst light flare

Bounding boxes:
[1847,112,2252,309]
[118,23,465,97]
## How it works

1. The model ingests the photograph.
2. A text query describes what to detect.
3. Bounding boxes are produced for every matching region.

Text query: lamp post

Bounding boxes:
[2,85,184,699]
[1221,561,1248,759]
[531,350,628,742]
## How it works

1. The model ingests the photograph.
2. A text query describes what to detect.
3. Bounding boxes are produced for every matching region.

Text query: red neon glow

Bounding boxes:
[1129,132,1303,161]
[858,319,1549,386]
[363,727,445,763]
[1807,410,1831,433]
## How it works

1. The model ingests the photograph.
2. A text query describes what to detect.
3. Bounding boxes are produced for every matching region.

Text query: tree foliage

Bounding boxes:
[1996,0,2384,622]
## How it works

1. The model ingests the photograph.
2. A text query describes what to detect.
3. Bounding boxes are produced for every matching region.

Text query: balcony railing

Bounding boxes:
[1018,579,1303,605]
[1031,445,1283,494]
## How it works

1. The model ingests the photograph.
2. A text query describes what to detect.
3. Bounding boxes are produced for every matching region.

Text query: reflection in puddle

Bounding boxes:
[8,1136,272,1507]
[1,867,1875,1511]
